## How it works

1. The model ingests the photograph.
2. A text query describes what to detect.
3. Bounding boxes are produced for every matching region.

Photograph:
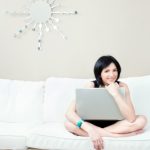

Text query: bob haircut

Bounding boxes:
[94,55,121,87]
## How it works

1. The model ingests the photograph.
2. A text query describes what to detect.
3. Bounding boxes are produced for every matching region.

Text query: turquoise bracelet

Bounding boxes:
[76,119,84,128]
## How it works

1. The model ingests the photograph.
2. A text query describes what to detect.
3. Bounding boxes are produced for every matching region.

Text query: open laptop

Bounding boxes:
[76,88,125,120]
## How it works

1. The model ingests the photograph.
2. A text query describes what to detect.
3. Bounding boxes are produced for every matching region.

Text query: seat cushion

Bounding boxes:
[27,123,93,150]
[0,79,11,121]
[103,126,150,150]
[27,123,150,150]
[0,122,37,149]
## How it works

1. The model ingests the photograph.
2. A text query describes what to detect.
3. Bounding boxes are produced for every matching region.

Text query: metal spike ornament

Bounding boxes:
[6,0,78,50]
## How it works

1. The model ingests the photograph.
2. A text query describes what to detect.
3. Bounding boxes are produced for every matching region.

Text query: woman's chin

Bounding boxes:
[106,81,115,85]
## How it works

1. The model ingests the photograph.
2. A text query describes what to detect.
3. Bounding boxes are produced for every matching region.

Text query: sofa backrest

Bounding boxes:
[120,75,150,121]
[44,77,89,122]
[1,75,149,124]
[44,76,150,123]
[0,79,10,121]
[0,79,44,123]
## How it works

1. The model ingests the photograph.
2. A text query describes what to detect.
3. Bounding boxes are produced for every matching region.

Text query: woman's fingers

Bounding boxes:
[93,140,100,150]
[93,139,104,150]
[100,138,104,149]
[88,128,104,150]
[97,140,102,150]
[115,82,119,87]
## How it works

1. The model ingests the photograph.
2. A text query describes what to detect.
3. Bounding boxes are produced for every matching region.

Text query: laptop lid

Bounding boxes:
[76,88,125,120]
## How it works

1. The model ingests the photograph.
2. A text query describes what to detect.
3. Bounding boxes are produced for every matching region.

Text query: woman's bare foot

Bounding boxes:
[97,127,144,137]
[135,129,144,135]
[85,122,144,138]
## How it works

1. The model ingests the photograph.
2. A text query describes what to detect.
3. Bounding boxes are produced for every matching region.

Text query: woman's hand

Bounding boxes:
[105,82,120,97]
[87,127,104,150]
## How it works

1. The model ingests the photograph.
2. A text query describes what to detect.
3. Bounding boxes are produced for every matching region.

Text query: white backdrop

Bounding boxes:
[0,0,150,80]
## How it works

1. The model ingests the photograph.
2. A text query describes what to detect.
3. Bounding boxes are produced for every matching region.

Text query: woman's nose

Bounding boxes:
[109,72,115,77]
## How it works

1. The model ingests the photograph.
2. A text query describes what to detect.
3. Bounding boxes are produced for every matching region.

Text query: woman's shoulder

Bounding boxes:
[84,81,95,88]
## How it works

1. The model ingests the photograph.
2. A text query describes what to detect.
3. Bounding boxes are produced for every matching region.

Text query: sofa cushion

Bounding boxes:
[0,122,37,149]
[27,123,93,150]
[44,77,89,122]
[0,79,44,123]
[0,79,11,121]
[120,75,150,121]
[103,126,150,150]
[27,123,150,150]
[44,76,150,123]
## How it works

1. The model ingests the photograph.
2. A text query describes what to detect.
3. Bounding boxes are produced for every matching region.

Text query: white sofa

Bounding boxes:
[0,76,150,150]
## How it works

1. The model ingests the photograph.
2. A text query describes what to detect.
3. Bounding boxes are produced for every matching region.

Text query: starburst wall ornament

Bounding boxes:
[6,0,78,50]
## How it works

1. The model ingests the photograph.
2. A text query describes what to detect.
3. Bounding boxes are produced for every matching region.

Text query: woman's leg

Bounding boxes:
[104,115,147,134]
[64,120,142,137]
[65,121,116,137]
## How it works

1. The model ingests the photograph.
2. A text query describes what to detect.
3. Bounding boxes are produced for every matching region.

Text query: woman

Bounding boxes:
[65,55,147,150]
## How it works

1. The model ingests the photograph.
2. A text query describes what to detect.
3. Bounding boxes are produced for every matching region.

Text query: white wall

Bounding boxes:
[0,0,150,80]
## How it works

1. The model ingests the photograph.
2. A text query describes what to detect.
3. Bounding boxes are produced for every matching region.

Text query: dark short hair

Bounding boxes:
[94,55,121,87]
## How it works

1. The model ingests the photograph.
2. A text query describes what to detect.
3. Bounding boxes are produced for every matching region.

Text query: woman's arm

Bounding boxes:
[65,81,95,131]
[106,82,136,122]
[65,100,82,125]
[65,81,104,150]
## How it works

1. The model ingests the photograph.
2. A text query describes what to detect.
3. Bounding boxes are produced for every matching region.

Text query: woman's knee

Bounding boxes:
[136,115,147,128]
[125,115,147,131]
[64,121,69,130]
[64,121,77,133]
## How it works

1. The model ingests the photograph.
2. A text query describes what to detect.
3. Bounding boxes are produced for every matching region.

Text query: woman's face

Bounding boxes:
[101,63,118,86]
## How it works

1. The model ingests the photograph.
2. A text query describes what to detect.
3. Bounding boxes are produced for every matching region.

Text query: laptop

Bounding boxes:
[76,88,125,120]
